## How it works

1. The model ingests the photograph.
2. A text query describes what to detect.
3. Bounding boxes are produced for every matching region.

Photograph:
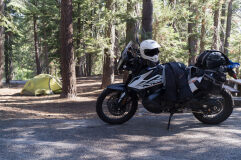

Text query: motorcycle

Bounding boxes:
[96,41,240,129]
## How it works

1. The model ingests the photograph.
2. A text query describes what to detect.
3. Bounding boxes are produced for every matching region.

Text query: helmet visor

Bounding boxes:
[144,48,159,56]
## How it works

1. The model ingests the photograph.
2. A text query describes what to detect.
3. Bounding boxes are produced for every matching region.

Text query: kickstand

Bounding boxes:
[167,112,174,130]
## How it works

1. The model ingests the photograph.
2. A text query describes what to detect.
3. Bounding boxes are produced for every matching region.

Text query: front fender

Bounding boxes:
[107,83,139,101]
[107,83,126,91]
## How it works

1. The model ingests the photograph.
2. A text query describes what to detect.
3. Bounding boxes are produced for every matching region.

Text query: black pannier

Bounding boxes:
[195,50,230,69]
[164,62,193,102]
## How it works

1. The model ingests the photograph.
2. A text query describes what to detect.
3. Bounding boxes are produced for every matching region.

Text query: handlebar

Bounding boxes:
[222,61,240,79]
[227,60,240,70]
[192,62,240,80]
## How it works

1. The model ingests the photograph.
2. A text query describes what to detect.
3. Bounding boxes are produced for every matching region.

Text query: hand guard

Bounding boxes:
[227,61,240,70]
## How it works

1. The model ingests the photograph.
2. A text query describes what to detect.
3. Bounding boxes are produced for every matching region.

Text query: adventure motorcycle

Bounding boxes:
[96,41,240,129]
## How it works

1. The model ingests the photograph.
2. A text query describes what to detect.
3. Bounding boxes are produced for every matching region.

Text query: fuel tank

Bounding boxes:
[128,65,164,90]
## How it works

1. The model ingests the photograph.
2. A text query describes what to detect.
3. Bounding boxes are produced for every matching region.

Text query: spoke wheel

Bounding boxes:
[192,89,233,124]
[96,89,138,124]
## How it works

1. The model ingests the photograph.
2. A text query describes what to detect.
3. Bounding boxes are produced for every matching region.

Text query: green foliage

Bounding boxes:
[153,1,189,64]
[14,67,34,80]
[1,0,241,80]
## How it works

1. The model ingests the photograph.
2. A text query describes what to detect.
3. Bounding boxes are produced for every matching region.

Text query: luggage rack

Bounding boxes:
[226,79,241,107]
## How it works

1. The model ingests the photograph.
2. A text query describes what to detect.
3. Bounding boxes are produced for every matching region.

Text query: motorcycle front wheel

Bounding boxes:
[96,88,138,124]
[192,89,233,124]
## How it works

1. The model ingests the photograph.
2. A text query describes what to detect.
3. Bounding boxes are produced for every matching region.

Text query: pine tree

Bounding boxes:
[224,0,233,55]
[4,32,13,84]
[60,0,77,98]
[212,0,221,50]
[75,2,82,77]
[200,0,206,53]
[33,10,41,74]
[220,0,226,52]
[101,0,115,88]
[188,1,198,65]
[0,0,4,87]
[142,0,153,40]
[123,0,139,82]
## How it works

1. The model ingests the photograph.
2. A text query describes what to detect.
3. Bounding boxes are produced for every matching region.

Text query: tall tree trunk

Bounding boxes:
[126,0,139,44]
[76,2,82,77]
[200,0,206,53]
[86,53,91,76]
[33,15,41,75]
[169,0,177,33]
[114,28,119,75]
[4,33,13,84]
[0,0,4,87]
[85,4,96,77]
[60,0,77,98]
[212,0,220,50]
[113,0,120,75]
[43,31,49,74]
[224,0,233,55]
[142,0,153,40]
[41,0,49,74]
[188,1,198,65]
[101,0,115,88]
[220,0,226,52]
[124,0,139,82]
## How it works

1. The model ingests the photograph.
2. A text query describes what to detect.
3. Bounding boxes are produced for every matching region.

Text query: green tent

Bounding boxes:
[21,74,62,96]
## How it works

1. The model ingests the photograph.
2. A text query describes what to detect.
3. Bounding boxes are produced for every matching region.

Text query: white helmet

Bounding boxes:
[140,40,160,63]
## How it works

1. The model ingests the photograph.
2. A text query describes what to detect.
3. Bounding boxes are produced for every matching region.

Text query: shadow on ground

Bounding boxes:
[1,109,241,160]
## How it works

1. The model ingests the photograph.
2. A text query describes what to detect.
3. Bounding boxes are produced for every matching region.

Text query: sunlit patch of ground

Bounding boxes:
[0,76,122,120]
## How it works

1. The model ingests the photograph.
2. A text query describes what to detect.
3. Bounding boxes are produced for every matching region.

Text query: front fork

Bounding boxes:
[117,92,127,106]
[107,73,138,107]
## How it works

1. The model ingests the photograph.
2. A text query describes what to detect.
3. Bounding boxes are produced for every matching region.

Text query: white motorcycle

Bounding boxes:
[96,41,239,129]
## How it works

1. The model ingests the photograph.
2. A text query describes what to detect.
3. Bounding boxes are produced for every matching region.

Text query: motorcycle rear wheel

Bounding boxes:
[96,88,138,124]
[192,89,233,124]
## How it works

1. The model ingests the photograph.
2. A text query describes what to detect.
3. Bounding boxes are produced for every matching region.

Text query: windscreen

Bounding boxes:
[117,41,133,70]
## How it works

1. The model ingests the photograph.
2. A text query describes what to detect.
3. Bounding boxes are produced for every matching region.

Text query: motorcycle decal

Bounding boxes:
[128,70,163,89]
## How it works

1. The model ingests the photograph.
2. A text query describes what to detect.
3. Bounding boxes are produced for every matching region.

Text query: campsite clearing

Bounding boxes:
[0,76,109,119]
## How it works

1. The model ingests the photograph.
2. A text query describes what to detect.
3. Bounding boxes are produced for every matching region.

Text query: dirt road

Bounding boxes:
[1,110,241,160]
[1,76,241,159]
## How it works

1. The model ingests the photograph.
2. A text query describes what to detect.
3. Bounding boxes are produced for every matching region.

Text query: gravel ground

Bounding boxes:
[1,108,241,160]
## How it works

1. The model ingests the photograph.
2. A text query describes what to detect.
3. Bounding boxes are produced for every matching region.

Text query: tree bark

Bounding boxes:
[76,2,82,77]
[0,0,4,87]
[126,0,139,45]
[188,1,198,65]
[224,0,233,55]
[114,28,119,75]
[114,1,120,75]
[43,30,49,74]
[200,0,206,53]
[41,0,49,74]
[4,33,13,84]
[142,0,153,40]
[85,53,91,76]
[124,0,139,82]
[33,15,42,75]
[220,0,226,52]
[60,0,77,98]
[212,0,220,50]
[101,0,115,88]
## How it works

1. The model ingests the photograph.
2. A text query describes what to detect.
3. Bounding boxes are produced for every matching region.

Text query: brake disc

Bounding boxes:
[107,95,126,116]
[203,98,223,115]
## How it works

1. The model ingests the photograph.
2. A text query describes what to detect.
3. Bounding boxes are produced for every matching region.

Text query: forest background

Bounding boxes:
[0,0,240,98]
